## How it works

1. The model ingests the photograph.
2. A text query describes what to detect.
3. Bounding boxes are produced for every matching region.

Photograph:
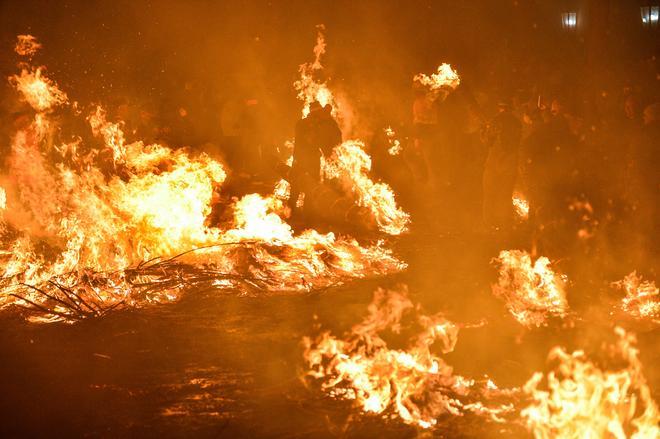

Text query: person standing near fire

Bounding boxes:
[288,101,342,216]
[482,100,522,229]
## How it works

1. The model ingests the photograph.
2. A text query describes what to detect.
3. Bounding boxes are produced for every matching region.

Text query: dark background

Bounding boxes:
[1,0,658,146]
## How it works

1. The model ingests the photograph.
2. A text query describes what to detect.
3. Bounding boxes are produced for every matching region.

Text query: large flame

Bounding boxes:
[293,24,339,119]
[0,36,406,322]
[413,63,461,92]
[322,140,410,235]
[522,327,659,438]
[492,250,569,327]
[291,28,409,236]
[303,286,515,429]
[9,67,68,113]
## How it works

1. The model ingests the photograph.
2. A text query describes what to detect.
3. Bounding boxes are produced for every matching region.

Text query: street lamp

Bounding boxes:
[640,6,659,27]
[561,12,578,30]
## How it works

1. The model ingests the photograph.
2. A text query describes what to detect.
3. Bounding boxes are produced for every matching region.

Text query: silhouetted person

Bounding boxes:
[240,98,271,178]
[410,87,438,185]
[289,102,342,214]
[525,98,576,222]
[630,103,660,257]
[482,102,522,229]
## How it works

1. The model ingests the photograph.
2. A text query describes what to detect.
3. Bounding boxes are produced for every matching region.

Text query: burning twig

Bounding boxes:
[492,250,569,327]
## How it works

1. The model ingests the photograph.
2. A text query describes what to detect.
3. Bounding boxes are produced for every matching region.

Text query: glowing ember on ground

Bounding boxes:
[291,29,409,236]
[303,286,516,429]
[612,272,659,323]
[492,250,569,327]
[522,327,660,438]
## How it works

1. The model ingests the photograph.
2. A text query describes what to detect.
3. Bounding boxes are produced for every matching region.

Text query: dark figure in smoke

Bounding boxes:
[629,102,660,260]
[524,97,577,223]
[482,101,522,229]
[289,101,342,214]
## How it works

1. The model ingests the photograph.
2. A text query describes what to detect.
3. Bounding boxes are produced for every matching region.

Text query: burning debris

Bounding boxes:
[512,192,530,221]
[322,140,410,235]
[492,250,569,327]
[303,286,516,429]
[0,15,656,438]
[413,63,461,92]
[14,34,42,57]
[522,327,660,438]
[612,272,659,324]
[287,26,410,236]
[384,126,402,156]
[0,36,406,322]
[293,24,340,120]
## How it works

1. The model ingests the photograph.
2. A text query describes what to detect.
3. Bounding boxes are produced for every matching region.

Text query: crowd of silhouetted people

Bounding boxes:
[2,62,657,265]
[368,78,659,265]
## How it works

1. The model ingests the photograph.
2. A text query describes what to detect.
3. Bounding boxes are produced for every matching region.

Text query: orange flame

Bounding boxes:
[0,39,406,321]
[522,327,659,438]
[613,272,659,323]
[14,35,42,57]
[9,67,68,112]
[492,250,569,327]
[512,192,529,220]
[384,126,402,156]
[322,140,410,235]
[293,24,338,119]
[414,63,461,92]
[304,286,515,428]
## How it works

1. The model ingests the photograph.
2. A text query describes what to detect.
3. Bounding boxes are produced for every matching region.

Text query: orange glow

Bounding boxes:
[613,272,659,323]
[522,327,659,438]
[492,250,569,327]
[0,40,406,322]
[322,140,410,235]
[304,286,515,428]
[414,63,461,92]
[512,192,530,220]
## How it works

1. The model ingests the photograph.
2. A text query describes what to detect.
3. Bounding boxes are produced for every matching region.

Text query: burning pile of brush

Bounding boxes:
[0,34,408,322]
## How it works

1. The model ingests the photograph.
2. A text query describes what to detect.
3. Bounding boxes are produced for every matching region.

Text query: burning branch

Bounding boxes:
[303,286,516,429]
[492,250,569,327]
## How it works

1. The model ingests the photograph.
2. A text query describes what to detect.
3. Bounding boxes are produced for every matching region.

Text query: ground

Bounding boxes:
[0,221,657,438]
